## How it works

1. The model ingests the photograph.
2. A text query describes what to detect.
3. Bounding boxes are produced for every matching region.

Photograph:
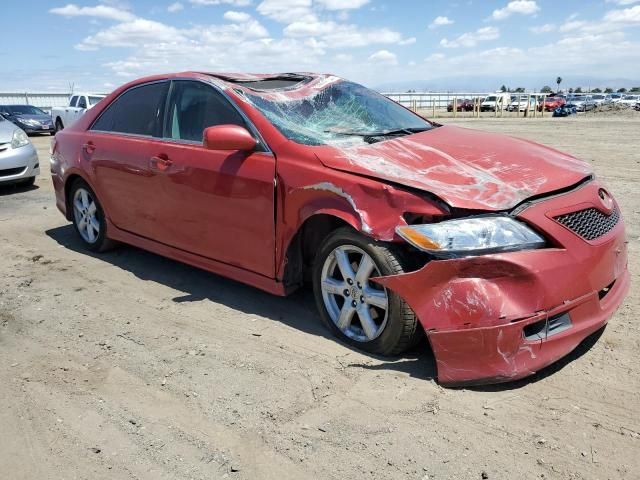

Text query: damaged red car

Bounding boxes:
[50,72,629,385]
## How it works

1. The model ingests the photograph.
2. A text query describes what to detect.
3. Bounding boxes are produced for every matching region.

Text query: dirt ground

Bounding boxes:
[0,115,638,480]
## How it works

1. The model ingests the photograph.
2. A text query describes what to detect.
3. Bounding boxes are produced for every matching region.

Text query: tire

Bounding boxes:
[313,227,422,356]
[69,178,115,252]
[21,176,36,187]
[55,118,64,133]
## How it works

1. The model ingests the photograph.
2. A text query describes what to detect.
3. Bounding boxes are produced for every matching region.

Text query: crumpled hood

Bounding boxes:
[315,125,592,211]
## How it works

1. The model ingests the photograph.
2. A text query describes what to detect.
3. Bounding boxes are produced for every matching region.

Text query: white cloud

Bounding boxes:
[606,0,640,5]
[167,2,184,12]
[604,5,640,23]
[399,37,416,45]
[76,18,184,49]
[529,23,555,33]
[50,3,136,22]
[423,30,640,81]
[190,0,252,6]
[490,1,540,21]
[428,16,454,29]
[256,0,315,23]
[440,26,499,48]
[223,10,251,22]
[316,0,369,10]
[284,20,406,48]
[368,49,397,65]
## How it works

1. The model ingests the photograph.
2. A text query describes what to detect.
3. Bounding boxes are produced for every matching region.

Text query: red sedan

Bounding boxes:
[447,98,474,112]
[540,96,566,111]
[50,72,629,385]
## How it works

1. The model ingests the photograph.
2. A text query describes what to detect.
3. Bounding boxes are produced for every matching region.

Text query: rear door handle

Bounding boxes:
[150,154,173,171]
[82,141,96,154]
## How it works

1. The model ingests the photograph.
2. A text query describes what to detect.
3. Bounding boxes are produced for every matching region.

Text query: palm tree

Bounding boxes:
[556,76,562,92]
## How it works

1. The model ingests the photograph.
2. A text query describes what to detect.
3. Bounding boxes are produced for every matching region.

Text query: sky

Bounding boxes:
[3,0,640,92]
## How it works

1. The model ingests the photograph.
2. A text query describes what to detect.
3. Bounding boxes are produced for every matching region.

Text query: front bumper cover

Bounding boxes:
[0,143,39,183]
[376,180,629,385]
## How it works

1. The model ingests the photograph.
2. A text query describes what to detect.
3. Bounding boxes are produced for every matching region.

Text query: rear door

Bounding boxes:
[86,81,169,238]
[148,80,276,277]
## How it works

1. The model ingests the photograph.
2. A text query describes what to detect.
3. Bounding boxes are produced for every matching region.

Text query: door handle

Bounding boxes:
[82,141,96,154]
[150,155,173,171]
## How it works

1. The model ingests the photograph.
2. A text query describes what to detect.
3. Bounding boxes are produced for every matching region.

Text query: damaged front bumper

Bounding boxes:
[377,181,629,386]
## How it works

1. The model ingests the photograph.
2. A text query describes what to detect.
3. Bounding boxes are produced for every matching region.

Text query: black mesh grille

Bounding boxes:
[0,166,27,178]
[554,207,619,241]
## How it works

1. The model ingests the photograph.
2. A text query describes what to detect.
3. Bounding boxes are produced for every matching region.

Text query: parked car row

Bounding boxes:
[0,93,106,138]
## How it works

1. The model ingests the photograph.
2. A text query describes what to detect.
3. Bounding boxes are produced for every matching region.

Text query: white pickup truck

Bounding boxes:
[52,94,106,132]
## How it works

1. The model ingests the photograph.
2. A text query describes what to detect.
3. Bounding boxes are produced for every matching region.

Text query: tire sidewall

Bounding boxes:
[313,228,409,356]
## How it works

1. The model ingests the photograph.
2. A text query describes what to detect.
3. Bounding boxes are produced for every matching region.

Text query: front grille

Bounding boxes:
[0,166,27,178]
[554,207,620,241]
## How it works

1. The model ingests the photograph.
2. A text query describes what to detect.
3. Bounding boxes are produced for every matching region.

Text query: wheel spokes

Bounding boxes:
[334,248,356,281]
[363,287,387,310]
[355,254,375,285]
[336,302,356,330]
[357,305,378,340]
[321,245,389,342]
[322,278,346,296]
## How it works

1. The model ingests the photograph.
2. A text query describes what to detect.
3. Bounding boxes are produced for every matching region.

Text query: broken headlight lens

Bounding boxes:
[396,216,546,257]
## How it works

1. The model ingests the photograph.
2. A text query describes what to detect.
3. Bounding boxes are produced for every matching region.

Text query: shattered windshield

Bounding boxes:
[240,81,432,146]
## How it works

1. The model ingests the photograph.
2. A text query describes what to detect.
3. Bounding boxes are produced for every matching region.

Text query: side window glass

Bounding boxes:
[77,96,87,109]
[91,82,168,136]
[70,96,78,107]
[164,80,246,142]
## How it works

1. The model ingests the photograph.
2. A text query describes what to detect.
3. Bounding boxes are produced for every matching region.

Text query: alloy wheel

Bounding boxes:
[72,187,100,244]
[320,245,389,342]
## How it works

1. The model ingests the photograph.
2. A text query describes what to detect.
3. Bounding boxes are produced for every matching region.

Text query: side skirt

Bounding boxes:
[106,220,291,297]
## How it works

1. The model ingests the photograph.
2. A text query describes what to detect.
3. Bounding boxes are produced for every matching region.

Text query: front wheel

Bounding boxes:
[313,228,421,356]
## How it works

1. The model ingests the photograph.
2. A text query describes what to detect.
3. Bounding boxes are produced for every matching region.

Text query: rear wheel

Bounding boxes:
[69,179,115,252]
[55,118,64,133]
[313,227,421,356]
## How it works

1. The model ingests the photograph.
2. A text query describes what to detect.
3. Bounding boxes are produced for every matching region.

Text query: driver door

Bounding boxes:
[149,80,276,278]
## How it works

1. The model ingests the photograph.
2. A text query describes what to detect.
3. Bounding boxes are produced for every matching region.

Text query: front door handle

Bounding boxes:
[150,154,173,171]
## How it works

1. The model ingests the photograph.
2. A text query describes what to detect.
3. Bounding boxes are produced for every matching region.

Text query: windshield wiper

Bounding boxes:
[325,126,431,137]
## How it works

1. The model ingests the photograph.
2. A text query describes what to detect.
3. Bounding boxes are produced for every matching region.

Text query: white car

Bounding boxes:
[0,115,39,186]
[480,93,512,112]
[618,95,640,107]
[591,94,609,106]
[507,96,537,112]
[51,94,106,132]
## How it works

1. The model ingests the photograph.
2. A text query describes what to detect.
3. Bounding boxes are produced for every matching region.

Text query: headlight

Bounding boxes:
[17,118,40,126]
[11,129,30,149]
[396,215,546,257]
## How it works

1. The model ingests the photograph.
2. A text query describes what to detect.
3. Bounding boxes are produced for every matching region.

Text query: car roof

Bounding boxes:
[114,71,341,102]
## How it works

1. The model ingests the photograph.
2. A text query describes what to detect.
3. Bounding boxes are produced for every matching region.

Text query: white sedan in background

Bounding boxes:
[0,115,39,186]
[619,94,640,107]
[507,95,537,112]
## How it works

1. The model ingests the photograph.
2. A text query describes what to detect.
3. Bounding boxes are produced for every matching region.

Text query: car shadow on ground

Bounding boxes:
[0,182,39,196]
[45,224,605,390]
[45,224,439,381]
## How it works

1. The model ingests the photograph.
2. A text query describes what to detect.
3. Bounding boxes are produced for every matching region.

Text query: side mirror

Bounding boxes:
[203,125,257,152]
